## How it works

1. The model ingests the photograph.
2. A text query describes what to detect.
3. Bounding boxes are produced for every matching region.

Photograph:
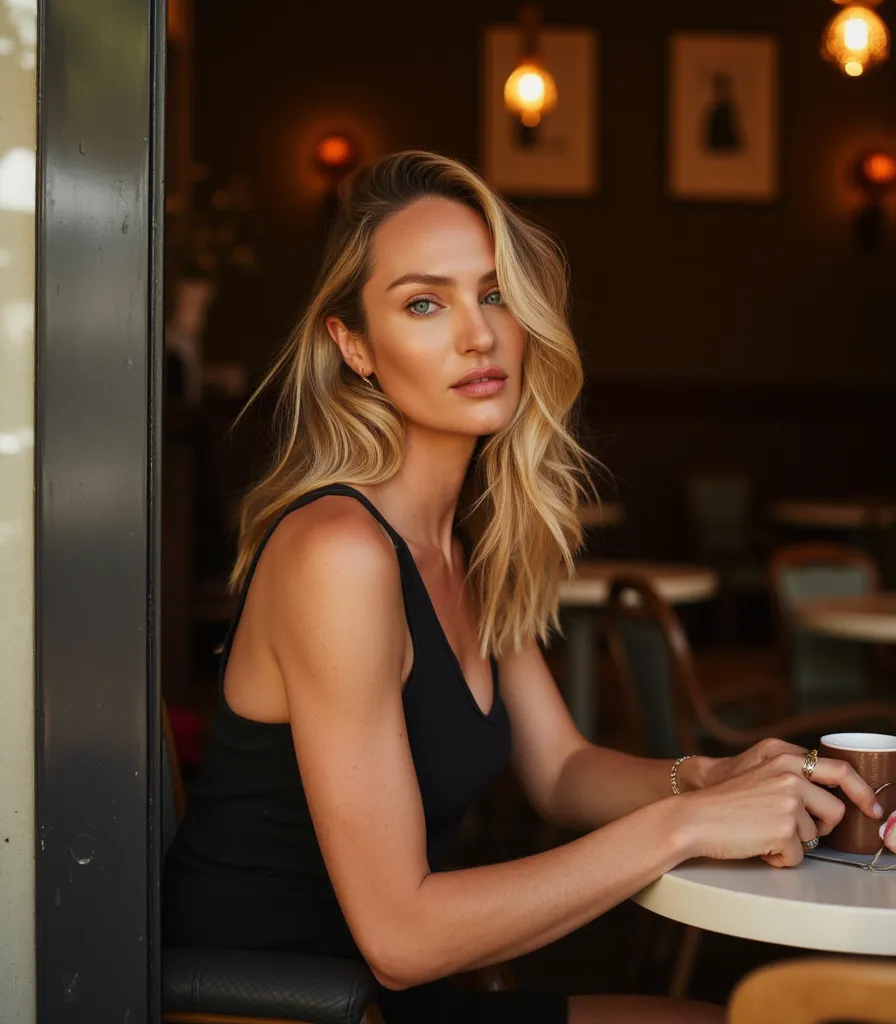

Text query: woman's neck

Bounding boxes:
[357,425,477,559]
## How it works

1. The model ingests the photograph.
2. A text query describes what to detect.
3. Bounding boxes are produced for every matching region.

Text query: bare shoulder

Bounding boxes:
[259,493,400,589]
[252,494,406,690]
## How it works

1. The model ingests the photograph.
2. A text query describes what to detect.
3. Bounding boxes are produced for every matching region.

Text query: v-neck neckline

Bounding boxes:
[393,529,499,722]
[334,485,498,721]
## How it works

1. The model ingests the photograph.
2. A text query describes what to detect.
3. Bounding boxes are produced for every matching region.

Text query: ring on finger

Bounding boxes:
[802,748,819,781]
[802,836,820,851]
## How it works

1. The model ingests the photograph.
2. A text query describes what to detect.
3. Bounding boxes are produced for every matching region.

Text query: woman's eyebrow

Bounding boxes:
[386,269,498,291]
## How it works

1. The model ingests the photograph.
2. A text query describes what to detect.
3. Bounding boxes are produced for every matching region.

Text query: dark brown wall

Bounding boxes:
[183,0,895,569]
[193,0,896,386]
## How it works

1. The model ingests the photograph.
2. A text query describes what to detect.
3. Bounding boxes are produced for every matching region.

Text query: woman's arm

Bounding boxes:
[544,745,709,828]
[499,637,709,830]
[500,641,836,831]
[257,509,872,992]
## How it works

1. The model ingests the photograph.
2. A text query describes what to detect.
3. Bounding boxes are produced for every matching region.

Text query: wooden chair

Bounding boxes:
[605,574,896,760]
[728,957,896,1023]
[770,542,881,712]
[606,576,896,1000]
[161,705,513,1024]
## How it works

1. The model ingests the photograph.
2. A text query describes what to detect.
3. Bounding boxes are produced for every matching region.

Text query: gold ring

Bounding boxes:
[802,837,819,851]
[802,748,819,781]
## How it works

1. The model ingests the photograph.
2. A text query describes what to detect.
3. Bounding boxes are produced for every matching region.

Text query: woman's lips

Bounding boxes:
[452,378,507,397]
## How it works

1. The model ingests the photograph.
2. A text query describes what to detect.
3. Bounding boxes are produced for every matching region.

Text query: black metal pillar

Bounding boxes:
[35,1,164,1020]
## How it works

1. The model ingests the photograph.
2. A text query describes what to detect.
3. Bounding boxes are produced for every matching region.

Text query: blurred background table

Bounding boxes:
[633,856,896,956]
[578,501,625,529]
[771,500,896,531]
[557,562,718,739]
[795,593,896,644]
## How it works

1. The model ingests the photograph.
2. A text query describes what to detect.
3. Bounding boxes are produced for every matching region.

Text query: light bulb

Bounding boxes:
[844,16,870,50]
[503,61,558,127]
[517,72,546,105]
[861,151,896,186]
[821,4,890,76]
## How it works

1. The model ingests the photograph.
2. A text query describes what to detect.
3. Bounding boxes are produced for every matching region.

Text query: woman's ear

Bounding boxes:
[325,316,370,376]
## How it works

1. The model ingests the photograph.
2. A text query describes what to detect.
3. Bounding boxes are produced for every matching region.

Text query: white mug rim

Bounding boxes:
[821,732,896,752]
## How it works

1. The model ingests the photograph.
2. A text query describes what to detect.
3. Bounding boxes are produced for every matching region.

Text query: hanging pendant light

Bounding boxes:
[821,0,890,77]
[503,4,558,128]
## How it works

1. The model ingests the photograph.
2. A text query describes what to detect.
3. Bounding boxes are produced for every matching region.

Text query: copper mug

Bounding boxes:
[819,732,896,855]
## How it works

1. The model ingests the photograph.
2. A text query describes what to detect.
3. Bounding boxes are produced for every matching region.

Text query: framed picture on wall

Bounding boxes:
[481,26,598,197]
[666,32,779,202]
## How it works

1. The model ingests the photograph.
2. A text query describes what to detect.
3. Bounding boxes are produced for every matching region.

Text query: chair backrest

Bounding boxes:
[685,473,753,559]
[728,957,896,1024]
[161,702,187,857]
[605,599,681,758]
[605,576,729,758]
[770,543,879,710]
[771,542,878,607]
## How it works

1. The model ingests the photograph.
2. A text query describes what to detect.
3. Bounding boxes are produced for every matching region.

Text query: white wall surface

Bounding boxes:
[0,0,36,1018]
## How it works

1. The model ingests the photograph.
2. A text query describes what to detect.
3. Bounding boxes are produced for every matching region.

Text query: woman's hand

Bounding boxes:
[694,738,807,791]
[675,750,883,868]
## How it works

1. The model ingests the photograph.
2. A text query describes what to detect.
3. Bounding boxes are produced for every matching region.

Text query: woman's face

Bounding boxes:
[330,196,526,439]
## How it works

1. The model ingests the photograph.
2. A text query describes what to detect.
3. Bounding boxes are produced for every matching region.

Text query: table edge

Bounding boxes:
[558,571,719,609]
[795,604,896,643]
[632,871,896,956]
[770,502,896,529]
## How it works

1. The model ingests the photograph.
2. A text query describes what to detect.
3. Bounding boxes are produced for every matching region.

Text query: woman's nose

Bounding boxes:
[458,304,496,353]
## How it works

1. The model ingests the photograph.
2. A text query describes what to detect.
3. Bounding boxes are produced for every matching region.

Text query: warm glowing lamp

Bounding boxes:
[314,134,358,181]
[503,61,558,127]
[856,149,896,189]
[852,149,896,252]
[821,1,890,76]
[503,5,558,128]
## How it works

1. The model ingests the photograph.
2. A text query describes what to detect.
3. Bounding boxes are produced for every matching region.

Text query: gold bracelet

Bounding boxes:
[670,754,697,795]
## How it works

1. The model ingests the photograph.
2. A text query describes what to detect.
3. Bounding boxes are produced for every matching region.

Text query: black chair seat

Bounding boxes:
[163,948,378,1024]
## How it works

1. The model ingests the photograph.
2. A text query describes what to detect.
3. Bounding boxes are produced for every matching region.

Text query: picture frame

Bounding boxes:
[666,32,779,203]
[481,26,598,197]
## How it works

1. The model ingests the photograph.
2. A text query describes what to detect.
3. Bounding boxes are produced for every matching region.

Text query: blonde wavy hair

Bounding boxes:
[233,150,598,658]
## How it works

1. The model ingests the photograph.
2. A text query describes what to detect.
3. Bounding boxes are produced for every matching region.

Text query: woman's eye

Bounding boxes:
[482,290,504,306]
[407,298,438,316]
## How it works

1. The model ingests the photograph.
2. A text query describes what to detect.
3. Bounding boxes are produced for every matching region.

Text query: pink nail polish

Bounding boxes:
[879,812,896,843]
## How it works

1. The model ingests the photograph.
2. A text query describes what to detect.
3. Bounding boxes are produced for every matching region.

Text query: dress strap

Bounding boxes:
[217,484,403,684]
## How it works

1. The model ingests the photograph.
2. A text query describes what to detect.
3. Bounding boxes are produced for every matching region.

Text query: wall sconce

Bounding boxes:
[313,134,359,187]
[312,133,359,224]
[503,4,558,136]
[852,149,896,252]
[821,1,890,76]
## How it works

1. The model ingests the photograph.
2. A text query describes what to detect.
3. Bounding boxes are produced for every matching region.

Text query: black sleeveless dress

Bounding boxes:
[162,484,567,1023]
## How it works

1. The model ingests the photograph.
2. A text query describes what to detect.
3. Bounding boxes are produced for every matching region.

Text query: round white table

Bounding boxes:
[558,562,718,608]
[556,563,718,739]
[795,593,896,644]
[633,856,896,956]
[771,500,896,530]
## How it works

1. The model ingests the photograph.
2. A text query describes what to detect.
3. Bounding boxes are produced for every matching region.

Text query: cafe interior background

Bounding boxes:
[161,0,896,1004]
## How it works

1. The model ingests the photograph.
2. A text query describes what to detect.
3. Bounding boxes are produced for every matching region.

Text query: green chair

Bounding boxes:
[684,473,768,646]
[770,543,880,713]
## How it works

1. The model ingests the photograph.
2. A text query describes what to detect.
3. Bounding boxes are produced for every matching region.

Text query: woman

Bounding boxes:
[163,151,887,1023]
